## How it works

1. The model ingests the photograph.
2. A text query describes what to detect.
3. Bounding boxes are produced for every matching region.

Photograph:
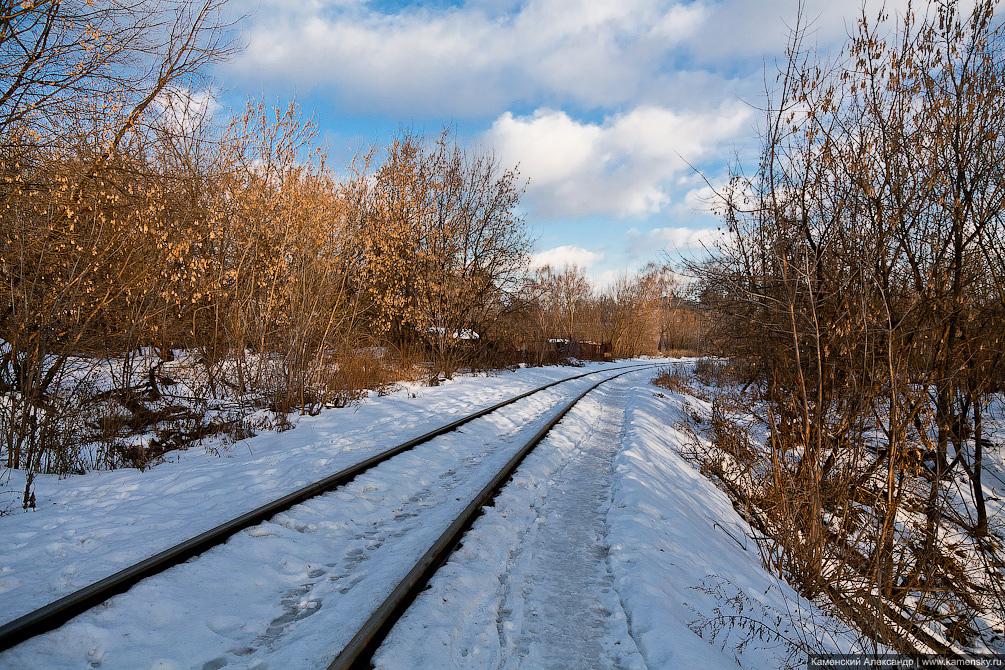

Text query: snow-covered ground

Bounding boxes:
[374,367,852,670]
[0,360,851,669]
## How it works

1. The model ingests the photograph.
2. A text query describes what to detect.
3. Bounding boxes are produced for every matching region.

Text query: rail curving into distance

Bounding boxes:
[326,366,645,670]
[0,362,658,652]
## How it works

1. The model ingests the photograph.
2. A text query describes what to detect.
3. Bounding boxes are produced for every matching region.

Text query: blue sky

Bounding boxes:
[212,0,905,285]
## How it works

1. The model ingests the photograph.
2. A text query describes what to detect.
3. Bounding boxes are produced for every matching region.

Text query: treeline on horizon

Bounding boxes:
[0,0,700,487]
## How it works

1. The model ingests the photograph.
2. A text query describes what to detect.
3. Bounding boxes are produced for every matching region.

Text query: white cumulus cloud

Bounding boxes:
[531,245,603,269]
[486,104,751,219]
[225,0,714,115]
[627,226,721,255]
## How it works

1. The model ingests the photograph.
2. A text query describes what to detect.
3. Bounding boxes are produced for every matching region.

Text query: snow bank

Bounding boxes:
[608,385,848,668]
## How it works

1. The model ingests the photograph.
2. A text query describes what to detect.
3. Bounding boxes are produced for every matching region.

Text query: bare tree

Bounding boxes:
[534,264,592,343]
[360,129,530,376]
[695,0,1005,651]
[0,0,236,503]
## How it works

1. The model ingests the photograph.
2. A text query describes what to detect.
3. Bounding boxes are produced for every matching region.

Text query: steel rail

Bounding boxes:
[327,366,646,670]
[0,362,657,651]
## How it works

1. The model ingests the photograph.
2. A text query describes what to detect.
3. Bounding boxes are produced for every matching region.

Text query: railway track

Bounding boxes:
[327,367,642,670]
[0,362,658,661]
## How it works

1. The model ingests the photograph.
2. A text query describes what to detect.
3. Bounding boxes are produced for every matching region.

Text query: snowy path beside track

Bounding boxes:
[373,377,646,670]
[372,372,846,670]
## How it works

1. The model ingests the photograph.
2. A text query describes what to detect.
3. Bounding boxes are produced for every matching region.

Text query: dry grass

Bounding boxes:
[650,365,694,395]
